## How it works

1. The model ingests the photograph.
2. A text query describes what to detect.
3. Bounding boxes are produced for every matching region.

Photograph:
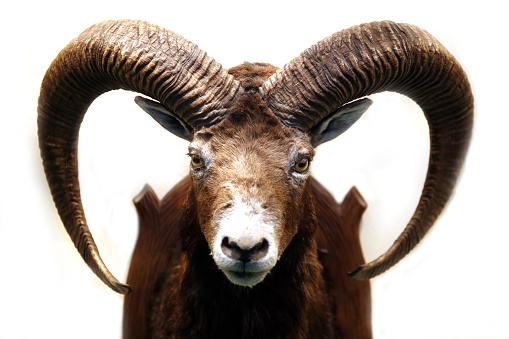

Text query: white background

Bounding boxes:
[1,0,507,338]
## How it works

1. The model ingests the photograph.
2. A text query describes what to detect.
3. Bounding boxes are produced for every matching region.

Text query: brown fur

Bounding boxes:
[123,63,371,338]
[228,62,280,89]
[192,90,313,251]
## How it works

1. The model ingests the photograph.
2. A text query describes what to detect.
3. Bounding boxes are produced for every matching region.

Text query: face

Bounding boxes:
[187,109,315,287]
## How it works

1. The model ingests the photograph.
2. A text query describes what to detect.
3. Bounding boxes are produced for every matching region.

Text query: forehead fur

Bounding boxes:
[228,62,280,89]
[195,91,309,149]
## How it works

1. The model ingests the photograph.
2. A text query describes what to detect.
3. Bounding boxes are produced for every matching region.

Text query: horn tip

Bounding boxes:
[347,265,377,280]
[112,282,132,295]
[347,266,365,280]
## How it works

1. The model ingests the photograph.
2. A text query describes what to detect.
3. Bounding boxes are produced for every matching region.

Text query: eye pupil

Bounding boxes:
[191,155,203,167]
[295,158,309,172]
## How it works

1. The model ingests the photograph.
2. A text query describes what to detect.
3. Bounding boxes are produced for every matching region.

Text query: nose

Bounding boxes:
[221,237,269,263]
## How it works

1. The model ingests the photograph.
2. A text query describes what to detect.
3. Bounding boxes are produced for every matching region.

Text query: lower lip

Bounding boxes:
[230,271,258,279]
[225,270,268,286]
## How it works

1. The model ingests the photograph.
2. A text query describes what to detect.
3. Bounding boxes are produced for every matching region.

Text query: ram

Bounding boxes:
[38,20,473,338]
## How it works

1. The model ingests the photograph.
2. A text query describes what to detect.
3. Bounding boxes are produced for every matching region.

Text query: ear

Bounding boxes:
[135,96,193,141]
[310,98,373,147]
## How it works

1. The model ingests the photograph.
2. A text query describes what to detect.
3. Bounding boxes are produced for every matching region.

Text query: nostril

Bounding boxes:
[249,238,269,262]
[221,237,269,263]
[221,237,241,261]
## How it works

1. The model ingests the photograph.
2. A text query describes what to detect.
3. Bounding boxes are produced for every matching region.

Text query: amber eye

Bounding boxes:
[294,158,310,173]
[190,154,204,168]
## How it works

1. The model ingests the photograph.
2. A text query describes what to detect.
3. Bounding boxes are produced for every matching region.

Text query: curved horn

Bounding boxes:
[261,21,473,279]
[38,20,242,293]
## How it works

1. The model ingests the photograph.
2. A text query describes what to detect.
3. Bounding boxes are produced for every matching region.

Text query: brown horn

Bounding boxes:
[261,21,473,279]
[38,20,242,293]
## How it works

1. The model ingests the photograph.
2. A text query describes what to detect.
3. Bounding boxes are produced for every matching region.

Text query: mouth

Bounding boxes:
[221,268,269,287]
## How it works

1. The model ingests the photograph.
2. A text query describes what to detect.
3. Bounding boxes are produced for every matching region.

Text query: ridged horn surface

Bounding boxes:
[38,20,241,293]
[261,21,474,279]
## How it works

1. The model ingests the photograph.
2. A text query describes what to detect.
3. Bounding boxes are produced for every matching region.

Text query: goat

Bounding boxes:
[38,20,473,338]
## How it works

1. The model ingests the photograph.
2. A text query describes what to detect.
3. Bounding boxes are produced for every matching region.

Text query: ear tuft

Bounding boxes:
[135,96,193,141]
[311,98,373,147]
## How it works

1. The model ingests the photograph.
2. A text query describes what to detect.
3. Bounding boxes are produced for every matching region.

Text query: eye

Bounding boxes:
[294,158,310,173]
[190,154,204,168]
